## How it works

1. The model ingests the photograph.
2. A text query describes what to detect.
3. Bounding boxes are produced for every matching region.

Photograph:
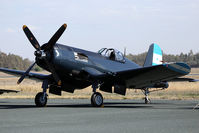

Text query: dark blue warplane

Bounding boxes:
[0,24,195,107]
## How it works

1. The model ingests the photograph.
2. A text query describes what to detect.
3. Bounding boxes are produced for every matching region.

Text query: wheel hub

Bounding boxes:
[95,95,103,105]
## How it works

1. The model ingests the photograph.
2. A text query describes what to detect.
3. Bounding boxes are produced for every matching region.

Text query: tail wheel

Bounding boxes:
[91,92,103,107]
[145,97,151,104]
[35,92,47,107]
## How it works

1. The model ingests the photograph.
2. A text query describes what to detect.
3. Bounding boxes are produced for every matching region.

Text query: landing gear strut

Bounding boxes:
[143,88,151,104]
[35,80,48,107]
[91,82,104,107]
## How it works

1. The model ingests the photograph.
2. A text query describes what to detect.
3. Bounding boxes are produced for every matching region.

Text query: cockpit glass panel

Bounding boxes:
[115,50,124,61]
[98,48,125,62]
[97,48,106,54]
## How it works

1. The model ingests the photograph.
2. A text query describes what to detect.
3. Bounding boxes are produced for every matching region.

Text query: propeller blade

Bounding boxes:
[48,24,67,45]
[17,62,36,84]
[44,59,61,86]
[23,25,41,50]
[41,24,67,50]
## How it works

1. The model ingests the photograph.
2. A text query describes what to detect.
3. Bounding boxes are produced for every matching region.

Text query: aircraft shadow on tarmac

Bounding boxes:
[0,101,198,110]
[0,104,152,110]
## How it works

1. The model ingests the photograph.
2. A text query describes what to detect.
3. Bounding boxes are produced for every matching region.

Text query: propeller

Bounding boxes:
[17,24,67,85]
[41,24,67,51]
[23,25,41,51]
[17,62,36,84]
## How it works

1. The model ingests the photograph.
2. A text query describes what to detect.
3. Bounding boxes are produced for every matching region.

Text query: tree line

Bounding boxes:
[0,51,42,71]
[127,50,199,67]
[0,50,199,71]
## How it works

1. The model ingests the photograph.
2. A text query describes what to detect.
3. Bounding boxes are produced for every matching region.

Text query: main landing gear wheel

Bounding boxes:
[91,92,103,107]
[35,92,47,107]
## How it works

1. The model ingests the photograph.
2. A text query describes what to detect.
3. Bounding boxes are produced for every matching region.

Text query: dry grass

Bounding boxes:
[0,69,199,100]
[191,68,199,74]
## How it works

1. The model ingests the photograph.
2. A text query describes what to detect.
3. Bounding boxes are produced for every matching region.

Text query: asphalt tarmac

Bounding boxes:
[0,99,199,133]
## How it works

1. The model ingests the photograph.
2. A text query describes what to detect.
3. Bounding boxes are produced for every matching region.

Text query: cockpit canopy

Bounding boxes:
[98,48,125,62]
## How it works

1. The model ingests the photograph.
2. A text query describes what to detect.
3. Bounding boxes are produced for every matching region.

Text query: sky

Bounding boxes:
[0,0,199,60]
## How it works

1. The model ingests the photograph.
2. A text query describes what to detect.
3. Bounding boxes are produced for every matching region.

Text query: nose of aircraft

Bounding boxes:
[18,24,67,85]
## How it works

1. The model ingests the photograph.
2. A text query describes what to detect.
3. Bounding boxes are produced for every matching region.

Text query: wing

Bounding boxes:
[116,62,191,88]
[0,68,50,80]
[83,67,105,78]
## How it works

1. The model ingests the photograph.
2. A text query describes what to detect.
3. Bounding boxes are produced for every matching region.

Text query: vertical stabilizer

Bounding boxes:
[144,43,162,67]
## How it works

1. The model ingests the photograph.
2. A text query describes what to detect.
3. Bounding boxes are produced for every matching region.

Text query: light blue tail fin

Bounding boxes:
[144,43,163,67]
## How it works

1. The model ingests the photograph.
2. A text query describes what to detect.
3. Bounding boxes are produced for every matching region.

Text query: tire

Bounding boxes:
[91,92,103,107]
[91,93,96,106]
[35,92,47,107]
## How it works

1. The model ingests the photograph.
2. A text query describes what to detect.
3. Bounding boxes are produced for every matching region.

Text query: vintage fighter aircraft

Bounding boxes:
[0,23,195,107]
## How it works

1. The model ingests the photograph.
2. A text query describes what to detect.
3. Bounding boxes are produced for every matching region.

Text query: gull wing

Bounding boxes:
[116,62,191,88]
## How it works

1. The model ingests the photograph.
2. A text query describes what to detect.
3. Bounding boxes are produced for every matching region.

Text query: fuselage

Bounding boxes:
[36,43,141,89]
